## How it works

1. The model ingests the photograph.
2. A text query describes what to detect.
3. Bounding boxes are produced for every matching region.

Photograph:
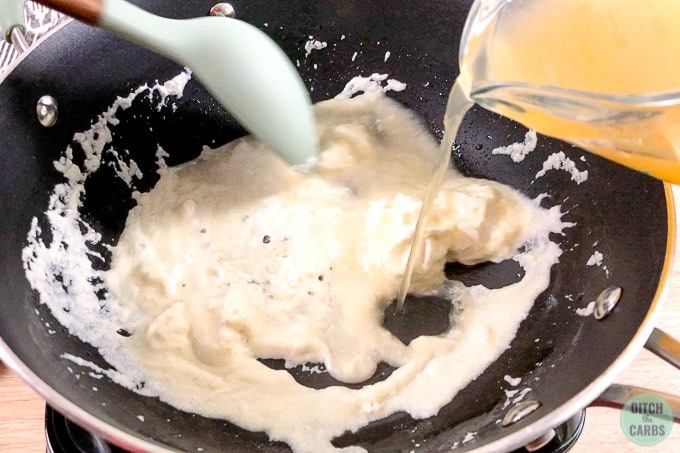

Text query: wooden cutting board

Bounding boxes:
[3,188,680,453]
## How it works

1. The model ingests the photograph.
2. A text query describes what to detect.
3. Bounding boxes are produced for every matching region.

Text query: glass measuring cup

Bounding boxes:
[457,0,680,183]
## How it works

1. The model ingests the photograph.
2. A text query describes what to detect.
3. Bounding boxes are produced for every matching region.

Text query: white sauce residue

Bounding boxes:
[586,250,604,266]
[491,129,537,162]
[535,151,589,184]
[23,73,570,453]
[504,374,521,386]
[304,36,327,57]
[108,150,143,188]
[154,70,192,110]
[61,353,145,392]
[462,431,477,444]
[23,70,192,392]
[503,387,533,409]
[384,51,391,62]
[335,73,407,99]
[385,78,407,92]
[576,301,596,317]
[586,250,609,276]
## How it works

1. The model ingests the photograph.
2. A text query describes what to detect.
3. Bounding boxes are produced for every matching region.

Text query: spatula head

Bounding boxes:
[97,0,317,165]
[166,17,318,165]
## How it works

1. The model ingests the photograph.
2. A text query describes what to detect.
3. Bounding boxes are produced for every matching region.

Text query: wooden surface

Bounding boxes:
[2,189,680,453]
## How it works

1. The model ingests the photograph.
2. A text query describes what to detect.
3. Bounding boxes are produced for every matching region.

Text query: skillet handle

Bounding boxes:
[35,0,101,25]
[645,327,680,370]
[591,384,680,423]
[591,329,680,422]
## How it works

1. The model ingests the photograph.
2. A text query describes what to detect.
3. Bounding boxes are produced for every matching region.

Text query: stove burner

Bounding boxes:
[45,406,127,453]
[44,405,585,452]
[510,410,586,453]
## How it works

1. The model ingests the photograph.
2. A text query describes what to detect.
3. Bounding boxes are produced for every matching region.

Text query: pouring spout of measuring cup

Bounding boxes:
[459,0,680,184]
[35,0,318,166]
[466,80,680,186]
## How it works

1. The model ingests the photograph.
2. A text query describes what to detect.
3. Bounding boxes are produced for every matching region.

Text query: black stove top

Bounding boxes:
[45,406,126,453]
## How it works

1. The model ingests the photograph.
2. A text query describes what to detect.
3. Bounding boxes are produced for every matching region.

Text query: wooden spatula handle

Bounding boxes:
[36,0,103,25]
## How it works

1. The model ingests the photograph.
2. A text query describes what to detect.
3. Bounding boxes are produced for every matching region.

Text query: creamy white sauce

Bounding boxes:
[105,94,568,452]
[23,72,571,453]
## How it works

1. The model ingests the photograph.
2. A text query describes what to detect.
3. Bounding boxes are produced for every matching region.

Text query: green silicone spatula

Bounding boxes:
[0,0,25,42]
[35,0,317,165]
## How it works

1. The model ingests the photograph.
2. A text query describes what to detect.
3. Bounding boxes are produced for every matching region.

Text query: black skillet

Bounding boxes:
[0,1,677,452]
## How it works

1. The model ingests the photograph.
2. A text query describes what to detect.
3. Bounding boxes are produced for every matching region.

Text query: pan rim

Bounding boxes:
[469,182,676,453]
[0,17,72,86]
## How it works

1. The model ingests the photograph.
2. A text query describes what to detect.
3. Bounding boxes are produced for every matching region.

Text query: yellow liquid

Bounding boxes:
[400,0,680,303]
[461,0,680,183]
[396,82,472,309]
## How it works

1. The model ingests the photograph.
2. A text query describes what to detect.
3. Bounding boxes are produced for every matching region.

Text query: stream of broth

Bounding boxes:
[397,79,472,309]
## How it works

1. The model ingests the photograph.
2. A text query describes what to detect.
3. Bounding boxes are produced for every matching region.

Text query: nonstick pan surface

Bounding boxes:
[0,1,673,452]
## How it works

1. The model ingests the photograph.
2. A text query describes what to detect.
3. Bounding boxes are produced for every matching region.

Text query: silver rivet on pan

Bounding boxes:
[36,95,58,128]
[594,285,622,320]
[209,3,236,18]
[501,400,541,427]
